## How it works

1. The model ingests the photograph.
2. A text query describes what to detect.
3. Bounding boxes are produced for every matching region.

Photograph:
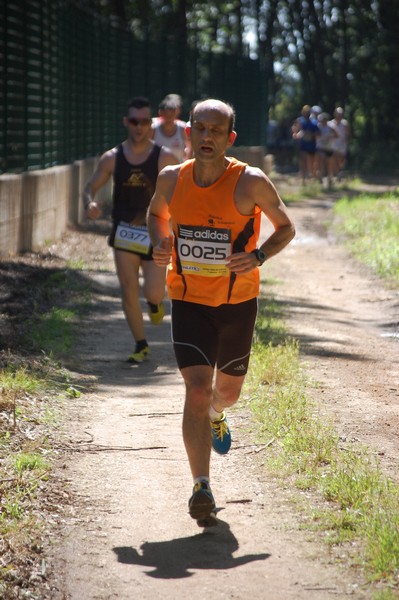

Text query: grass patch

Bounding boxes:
[255,295,287,346]
[1,360,68,498]
[246,293,399,596]
[280,176,363,203]
[66,258,89,271]
[0,365,45,399]
[27,306,78,355]
[333,190,399,285]
[19,267,93,357]
[280,179,324,202]
[0,355,87,598]
[13,452,50,475]
[0,259,95,598]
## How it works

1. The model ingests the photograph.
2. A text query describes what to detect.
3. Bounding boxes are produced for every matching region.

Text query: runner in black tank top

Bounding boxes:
[112,143,161,225]
[82,96,177,364]
[109,143,161,253]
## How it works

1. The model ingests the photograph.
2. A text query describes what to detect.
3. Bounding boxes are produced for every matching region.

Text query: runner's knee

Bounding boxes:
[185,380,213,412]
[213,383,242,408]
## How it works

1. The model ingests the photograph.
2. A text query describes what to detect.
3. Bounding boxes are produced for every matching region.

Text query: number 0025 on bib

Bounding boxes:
[177,225,231,277]
[114,223,151,255]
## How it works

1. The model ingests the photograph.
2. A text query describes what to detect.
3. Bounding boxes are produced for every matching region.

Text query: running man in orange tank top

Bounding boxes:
[147,99,295,527]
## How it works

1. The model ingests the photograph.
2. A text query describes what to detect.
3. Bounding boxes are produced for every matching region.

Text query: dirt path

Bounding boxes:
[45,187,398,600]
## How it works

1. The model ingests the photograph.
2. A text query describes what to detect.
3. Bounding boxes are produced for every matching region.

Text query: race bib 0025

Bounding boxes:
[114,223,151,255]
[177,224,231,277]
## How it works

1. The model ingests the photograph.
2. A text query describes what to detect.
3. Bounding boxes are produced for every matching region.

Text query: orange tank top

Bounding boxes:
[167,158,261,306]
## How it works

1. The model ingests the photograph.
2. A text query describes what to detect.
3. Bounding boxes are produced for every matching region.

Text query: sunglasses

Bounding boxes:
[127,117,152,126]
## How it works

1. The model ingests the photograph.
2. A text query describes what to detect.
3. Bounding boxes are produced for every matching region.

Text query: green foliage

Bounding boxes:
[333,191,399,284]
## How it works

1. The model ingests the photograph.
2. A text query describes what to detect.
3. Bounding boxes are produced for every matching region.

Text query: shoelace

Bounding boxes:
[211,417,229,441]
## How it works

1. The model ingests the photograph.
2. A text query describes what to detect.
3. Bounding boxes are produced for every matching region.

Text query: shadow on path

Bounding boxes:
[113,518,270,579]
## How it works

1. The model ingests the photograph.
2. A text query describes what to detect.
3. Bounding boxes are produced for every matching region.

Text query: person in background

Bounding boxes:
[184,99,202,158]
[328,107,351,178]
[82,97,178,363]
[147,98,295,527]
[266,109,280,152]
[291,104,319,181]
[152,95,190,163]
[165,94,184,122]
[316,112,338,185]
[310,105,322,121]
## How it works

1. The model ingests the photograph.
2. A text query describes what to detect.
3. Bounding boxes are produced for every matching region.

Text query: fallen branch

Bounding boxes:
[58,443,168,453]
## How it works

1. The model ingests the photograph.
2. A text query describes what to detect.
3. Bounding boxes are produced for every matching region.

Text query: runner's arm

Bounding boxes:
[147,167,178,266]
[227,167,295,274]
[82,151,115,220]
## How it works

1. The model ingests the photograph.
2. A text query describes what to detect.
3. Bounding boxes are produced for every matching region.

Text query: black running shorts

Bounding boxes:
[171,298,258,376]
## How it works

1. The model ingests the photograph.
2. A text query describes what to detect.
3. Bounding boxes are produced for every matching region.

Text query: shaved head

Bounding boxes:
[192,99,236,133]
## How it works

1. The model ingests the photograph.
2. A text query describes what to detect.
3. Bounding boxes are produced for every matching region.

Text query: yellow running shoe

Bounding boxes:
[127,344,150,363]
[147,301,165,325]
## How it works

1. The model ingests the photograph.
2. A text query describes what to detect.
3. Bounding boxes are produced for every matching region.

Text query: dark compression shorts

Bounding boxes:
[171,298,258,376]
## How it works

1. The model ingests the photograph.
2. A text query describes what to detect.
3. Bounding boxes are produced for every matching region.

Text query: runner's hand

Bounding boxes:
[86,201,102,220]
[153,236,172,266]
[226,251,260,274]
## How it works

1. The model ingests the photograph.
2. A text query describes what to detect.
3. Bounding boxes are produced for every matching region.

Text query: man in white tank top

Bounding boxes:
[152,95,190,163]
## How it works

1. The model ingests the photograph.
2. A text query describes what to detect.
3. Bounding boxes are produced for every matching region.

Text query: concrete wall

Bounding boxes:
[0,174,24,256]
[21,166,71,252]
[0,147,269,258]
[0,158,112,257]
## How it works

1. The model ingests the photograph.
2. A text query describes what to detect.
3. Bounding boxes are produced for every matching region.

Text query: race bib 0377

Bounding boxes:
[177,224,231,277]
[114,222,151,255]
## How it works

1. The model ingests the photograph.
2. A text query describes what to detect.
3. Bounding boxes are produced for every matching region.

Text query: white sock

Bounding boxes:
[194,476,209,487]
[209,404,223,421]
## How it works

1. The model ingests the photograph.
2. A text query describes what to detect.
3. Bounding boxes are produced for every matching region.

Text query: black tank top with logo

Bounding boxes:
[112,143,161,225]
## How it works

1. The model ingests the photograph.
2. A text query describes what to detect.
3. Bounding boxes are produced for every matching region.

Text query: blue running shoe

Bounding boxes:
[210,411,231,455]
[188,482,218,527]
